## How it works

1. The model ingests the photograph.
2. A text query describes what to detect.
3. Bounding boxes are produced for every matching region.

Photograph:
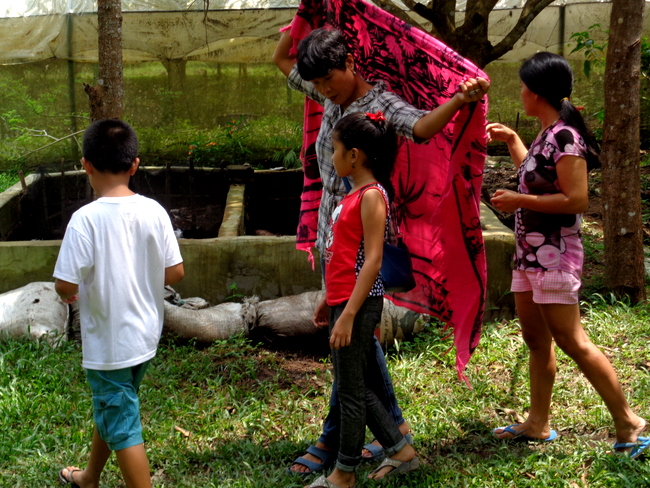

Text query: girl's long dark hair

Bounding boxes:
[332,112,398,202]
[519,52,600,171]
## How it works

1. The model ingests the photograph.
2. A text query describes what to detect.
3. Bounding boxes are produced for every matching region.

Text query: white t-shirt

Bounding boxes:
[54,194,183,370]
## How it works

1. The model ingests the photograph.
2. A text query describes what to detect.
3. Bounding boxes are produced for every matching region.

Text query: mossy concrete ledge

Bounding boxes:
[177,236,321,303]
[0,173,515,321]
[218,184,245,237]
[0,240,63,293]
[0,211,515,321]
[0,237,322,304]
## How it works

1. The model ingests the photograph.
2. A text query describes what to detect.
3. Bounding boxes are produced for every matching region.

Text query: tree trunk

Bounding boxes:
[161,59,188,93]
[84,0,123,120]
[601,0,646,302]
[161,59,190,121]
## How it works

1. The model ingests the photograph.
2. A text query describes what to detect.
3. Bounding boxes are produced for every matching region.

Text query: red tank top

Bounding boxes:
[324,183,388,306]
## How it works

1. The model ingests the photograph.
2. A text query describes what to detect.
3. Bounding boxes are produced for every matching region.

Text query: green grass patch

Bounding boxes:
[2,58,650,170]
[0,61,305,171]
[0,169,19,192]
[2,297,650,486]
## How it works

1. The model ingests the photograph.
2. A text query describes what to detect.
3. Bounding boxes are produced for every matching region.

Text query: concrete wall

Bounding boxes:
[176,236,321,303]
[481,204,516,321]
[0,170,320,304]
[0,240,63,293]
[0,213,514,320]
[0,174,38,240]
[0,236,321,304]
[0,171,515,320]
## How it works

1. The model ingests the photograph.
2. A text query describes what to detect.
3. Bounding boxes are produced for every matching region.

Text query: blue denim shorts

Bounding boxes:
[85,361,150,451]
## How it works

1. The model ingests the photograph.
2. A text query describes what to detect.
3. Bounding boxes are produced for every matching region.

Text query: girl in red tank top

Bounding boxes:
[310,112,419,488]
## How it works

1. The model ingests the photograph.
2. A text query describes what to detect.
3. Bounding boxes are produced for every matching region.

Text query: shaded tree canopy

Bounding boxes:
[374,0,556,67]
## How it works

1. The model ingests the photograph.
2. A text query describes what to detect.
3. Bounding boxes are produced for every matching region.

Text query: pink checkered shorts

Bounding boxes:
[511,269,581,305]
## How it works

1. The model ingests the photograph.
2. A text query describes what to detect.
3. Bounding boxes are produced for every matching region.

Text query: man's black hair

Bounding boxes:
[297,28,348,81]
[82,119,138,174]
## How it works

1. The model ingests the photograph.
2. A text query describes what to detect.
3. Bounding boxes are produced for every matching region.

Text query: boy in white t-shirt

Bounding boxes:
[54,119,184,488]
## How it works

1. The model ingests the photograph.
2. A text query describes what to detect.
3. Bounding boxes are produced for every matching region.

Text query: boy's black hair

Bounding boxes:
[520,52,600,171]
[82,119,138,174]
[333,112,398,202]
[297,28,348,81]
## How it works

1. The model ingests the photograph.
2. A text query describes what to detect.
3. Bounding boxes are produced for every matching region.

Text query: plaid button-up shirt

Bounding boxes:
[288,65,428,252]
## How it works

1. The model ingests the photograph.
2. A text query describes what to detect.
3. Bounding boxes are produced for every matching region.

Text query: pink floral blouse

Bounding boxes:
[514,120,587,278]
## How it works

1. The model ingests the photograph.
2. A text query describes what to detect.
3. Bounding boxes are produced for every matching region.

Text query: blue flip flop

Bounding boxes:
[362,432,413,462]
[287,445,336,477]
[363,442,384,462]
[493,424,558,442]
[613,436,650,459]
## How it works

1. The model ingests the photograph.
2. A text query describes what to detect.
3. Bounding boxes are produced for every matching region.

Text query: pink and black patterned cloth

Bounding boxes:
[288,0,489,381]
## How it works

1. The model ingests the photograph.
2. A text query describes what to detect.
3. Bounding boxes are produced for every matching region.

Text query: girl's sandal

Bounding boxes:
[307,474,355,488]
[369,456,420,480]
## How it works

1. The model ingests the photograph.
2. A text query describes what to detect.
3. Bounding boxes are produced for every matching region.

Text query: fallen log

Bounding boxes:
[163,297,256,342]
[0,283,425,350]
[0,282,68,344]
[163,289,426,348]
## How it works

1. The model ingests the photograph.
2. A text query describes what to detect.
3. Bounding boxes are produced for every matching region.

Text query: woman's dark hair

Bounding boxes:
[519,51,600,171]
[297,28,348,81]
[333,112,398,202]
[82,119,138,174]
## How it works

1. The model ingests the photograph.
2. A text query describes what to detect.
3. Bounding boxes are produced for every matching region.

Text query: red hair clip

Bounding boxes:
[366,111,386,122]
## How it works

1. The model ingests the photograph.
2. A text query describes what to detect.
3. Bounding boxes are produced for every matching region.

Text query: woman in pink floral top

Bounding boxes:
[512,121,586,277]
[487,52,648,458]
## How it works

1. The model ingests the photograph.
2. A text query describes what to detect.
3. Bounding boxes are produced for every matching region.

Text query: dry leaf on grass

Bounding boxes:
[174,425,191,437]
[494,408,525,424]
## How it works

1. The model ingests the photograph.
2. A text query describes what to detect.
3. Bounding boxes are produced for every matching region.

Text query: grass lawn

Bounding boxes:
[1,293,650,487]
[0,59,614,170]
[0,170,18,193]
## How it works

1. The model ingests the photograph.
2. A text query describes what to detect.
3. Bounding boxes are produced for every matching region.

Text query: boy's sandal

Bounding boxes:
[307,475,354,488]
[613,436,650,459]
[58,468,81,488]
[362,443,384,461]
[370,455,420,480]
[287,445,336,477]
[362,432,413,462]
